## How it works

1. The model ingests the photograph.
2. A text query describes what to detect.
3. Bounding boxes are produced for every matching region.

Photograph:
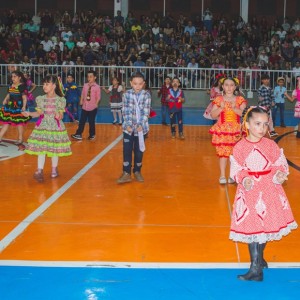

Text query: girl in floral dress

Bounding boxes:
[22,75,72,182]
[209,77,247,184]
[229,106,297,281]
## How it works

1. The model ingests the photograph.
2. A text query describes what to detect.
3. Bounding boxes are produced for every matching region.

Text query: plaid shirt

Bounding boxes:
[257,85,274,109]
[158,84,170,106]
[122,89,151,135]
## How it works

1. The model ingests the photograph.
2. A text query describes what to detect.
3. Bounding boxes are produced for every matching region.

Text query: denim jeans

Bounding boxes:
[123,132,145,174]
[169,110,183,133]
[272,103,285,126]
[161,105,169,124]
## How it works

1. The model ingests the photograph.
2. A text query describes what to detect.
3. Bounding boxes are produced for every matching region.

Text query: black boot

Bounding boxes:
[238,242,263,281]
[260,243,268,269]
[296,131,300,139]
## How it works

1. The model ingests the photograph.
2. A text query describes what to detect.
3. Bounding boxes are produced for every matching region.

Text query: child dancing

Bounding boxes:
[22,75,72,182]
[209,76,247,184]
[229,106,297,281]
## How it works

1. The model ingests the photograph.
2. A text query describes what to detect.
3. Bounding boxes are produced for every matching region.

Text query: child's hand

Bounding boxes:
[242,177,253,191]
[22,106,26,111]
[220,101,225,109]
[275,170,288,184]
[3,99,8,105]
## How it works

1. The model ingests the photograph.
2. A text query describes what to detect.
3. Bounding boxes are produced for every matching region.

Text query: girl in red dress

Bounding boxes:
[209,77,247,184]
[229,106,297,281]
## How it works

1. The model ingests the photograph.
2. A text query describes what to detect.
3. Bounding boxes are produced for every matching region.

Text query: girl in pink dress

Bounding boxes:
[286,76,300,138]
[229,106,297,281]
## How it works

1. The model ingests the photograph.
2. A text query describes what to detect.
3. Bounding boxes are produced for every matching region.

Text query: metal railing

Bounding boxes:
[0,64,298,91]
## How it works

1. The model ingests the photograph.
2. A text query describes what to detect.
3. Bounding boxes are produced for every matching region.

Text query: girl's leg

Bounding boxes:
[219,157,228,178]
[117,111,122,124]
[34,154,46,182]
[17,125,24,143]
[112,111,117,123]
[51,156,59,178]
[0,124,10,141]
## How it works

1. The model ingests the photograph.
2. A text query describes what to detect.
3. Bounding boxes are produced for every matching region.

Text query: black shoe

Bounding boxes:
[71,134,82,140]
[88,135,95,140]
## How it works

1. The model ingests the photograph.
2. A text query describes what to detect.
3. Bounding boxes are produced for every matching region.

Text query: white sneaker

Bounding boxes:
[228,177,235,184]
[219,177,227,184]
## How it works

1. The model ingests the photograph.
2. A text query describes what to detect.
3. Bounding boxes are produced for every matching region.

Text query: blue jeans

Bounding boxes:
[161,105,169,124]
[122,132,145,174]
[170,110,183,134]
[272,103,285,126]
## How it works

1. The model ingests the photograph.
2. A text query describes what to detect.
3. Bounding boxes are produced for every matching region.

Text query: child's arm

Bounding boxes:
[22,94,27,111]
[210,101,224,119]
[22,110,42,118]
[284,92,295,102]
[102,86,110,94]
[29,81,37,93]
[2,93,9,105]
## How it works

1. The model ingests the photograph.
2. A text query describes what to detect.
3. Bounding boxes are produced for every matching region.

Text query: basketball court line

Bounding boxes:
[0,134,123,253]
[0,260,300,268]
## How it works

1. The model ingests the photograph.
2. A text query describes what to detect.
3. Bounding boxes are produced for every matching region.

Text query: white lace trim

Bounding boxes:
[229,221,298,244]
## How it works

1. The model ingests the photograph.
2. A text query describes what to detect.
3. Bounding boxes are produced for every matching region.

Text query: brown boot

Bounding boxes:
[134,171,144,182]
[117,172,132,184]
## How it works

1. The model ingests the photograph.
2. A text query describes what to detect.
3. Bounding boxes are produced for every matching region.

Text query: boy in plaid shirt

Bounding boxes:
[257,74,278,137]
[117,73,151,184]
[157,76,171,125]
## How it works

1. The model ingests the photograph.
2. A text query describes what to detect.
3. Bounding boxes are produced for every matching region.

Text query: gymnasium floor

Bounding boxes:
[0,108,300,299]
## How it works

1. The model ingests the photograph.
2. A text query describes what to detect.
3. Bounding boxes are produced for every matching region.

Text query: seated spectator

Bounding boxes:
[281,41,294,62]
[114,21,124,38]
[184,21,196,36]
[257,49,269,66]
[106,38,118,53]
[73,28,85,42]
[61,26,73,42]
[276,27,287,41]
[89,36,100,53]
[41,35,54,52]
[76,36,87,50]
[292,61,300,79]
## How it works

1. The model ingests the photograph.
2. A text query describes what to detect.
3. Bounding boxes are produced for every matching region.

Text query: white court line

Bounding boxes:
[0,260,300,269]
[0,134,123,253]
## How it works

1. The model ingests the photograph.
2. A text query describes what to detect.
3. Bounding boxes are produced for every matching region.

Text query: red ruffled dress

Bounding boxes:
[229,137,297,244]
[209,95,247,157]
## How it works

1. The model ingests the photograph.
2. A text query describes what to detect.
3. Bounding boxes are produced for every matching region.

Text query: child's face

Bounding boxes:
[67,76,73,83]
[43,81,56,94]
[222,79,236,95]
[130,77,144,93]
[246,112,269,141]
[262,79,270,86]
[87,73,96,84]
[165,78,171,85]
[11,73,21,84]
[112,78,118,85]
[172,79,180,88]
[278,80,284,86]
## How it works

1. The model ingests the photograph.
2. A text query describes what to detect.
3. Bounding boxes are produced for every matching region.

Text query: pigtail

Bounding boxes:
[56,76,65,97]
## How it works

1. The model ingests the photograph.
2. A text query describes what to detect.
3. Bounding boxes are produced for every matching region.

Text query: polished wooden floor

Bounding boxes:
[0,124,299,264]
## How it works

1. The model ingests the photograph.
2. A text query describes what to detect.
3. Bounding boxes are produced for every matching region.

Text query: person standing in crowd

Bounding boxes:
[102,77,124,125]
[157,76,171,125]
[272,77,288,128]
[229,106,297,281]
[21,75,72,182]
[167,77,185,139]
[0,71,31,145]
[63,73,81,122]
[257,74,278,137]
[117,73,151,184]
[71,70,101,140]
[209,77,247,184]
[285,76,300,138]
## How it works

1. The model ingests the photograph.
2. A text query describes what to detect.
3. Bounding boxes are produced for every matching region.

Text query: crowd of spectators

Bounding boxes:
[0,8,300,88]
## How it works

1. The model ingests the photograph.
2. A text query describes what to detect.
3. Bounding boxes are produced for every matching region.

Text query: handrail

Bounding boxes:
[0,64,297,91]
